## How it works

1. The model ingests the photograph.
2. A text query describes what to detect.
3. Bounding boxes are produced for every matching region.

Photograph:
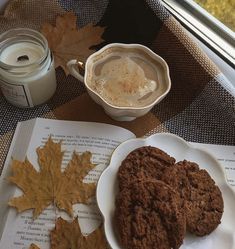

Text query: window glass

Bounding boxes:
[194,0,235,32]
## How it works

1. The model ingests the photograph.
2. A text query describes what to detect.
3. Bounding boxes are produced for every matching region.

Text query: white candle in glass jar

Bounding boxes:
[0,28,57,108]
[0,42,45,66]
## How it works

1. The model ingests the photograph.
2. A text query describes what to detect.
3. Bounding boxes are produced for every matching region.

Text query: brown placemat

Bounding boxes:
[0,0,234,174]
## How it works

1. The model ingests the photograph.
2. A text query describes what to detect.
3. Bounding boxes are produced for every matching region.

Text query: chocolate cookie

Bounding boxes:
[161,160,224,236]
[115,180,186,249]
[118,146,175,190]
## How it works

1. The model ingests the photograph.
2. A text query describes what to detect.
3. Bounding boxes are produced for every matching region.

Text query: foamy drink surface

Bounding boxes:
[87,50,163,107]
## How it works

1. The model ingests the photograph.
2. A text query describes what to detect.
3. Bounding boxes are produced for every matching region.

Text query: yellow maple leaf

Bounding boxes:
[29,244,40,249]
[41,12,104,75]
[50,217,108,249]
[8,137,96,219]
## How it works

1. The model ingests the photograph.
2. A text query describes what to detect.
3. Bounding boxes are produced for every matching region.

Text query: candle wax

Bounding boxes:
[0,42,44,66]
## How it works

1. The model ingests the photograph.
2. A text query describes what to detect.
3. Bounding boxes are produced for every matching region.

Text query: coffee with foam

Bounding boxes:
[87,48,165,107]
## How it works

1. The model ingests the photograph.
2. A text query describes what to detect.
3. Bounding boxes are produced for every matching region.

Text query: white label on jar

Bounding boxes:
[0,79,34,107]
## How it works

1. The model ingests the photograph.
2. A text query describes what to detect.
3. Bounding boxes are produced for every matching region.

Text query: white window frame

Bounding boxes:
[161,0,235,68]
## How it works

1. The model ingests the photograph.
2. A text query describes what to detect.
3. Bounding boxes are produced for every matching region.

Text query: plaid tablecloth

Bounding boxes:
[0,0,234,174]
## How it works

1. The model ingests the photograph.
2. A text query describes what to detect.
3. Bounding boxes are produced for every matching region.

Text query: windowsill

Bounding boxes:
[161,0,235,91]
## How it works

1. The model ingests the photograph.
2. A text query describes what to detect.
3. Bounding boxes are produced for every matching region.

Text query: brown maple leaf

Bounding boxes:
[41,12,104,75]
[29,244,40,249]
[8,137,96,219]
[51,217,108,249]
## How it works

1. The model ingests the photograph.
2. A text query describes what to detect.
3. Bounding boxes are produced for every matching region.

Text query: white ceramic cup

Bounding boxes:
[67,43,171,121]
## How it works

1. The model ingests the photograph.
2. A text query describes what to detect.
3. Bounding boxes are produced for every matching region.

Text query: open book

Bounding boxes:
[0,118,135,249]
[0,118,234,249]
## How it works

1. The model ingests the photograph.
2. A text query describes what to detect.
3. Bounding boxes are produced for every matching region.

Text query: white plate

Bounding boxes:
[96,133,235,249]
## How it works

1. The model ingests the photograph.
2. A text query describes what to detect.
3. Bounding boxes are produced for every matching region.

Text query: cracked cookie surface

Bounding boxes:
[118,146,175,190]
[161,160,224,236]
[115,180,186,249]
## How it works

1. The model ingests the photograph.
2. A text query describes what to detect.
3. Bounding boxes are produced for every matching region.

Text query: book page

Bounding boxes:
[0,118,37,237]
[0,118,135,249]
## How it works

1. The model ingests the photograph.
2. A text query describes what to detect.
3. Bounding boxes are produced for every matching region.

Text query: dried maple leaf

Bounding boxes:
[51,217,108,249]
[29,244,40,249]
[41,12,104,75]
[8,137,96,219]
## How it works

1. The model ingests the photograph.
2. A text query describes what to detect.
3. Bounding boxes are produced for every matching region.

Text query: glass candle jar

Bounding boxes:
[0,28,57,108]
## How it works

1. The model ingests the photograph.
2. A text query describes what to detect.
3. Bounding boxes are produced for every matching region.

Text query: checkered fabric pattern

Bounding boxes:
[0,0,234,174]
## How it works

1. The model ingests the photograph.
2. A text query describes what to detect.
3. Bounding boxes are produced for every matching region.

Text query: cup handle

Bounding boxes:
[67,59,85,82]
